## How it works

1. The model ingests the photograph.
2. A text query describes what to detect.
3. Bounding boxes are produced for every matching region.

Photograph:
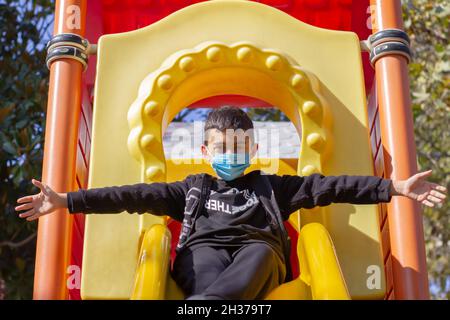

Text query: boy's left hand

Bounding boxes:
[391,170,447,208]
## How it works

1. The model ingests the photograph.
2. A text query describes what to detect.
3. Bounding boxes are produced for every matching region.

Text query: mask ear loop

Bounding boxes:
[205,145,215,162]
[246,139,257,164]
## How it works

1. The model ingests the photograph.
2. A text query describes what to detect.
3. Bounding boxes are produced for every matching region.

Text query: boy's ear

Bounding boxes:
[201,144,211,161]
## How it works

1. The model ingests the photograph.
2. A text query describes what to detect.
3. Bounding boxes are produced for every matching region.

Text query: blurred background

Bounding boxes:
[0,0,448,299]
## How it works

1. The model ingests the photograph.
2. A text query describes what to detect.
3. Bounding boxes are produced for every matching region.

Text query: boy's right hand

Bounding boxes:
[15,179,67,221]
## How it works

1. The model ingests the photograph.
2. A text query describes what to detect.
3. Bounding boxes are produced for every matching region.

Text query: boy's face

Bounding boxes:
[201,128,258,162]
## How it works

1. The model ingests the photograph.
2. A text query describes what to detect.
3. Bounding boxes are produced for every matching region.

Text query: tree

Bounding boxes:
[402,0,450,299]
[0,0,53,299]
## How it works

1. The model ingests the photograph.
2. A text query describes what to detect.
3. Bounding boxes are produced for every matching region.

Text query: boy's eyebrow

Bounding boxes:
[213,141,246,146]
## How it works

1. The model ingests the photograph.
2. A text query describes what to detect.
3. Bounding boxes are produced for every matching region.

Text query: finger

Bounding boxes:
[27,213,41,222]
[415,170,433,179]
[19,209,35,218]
[15,203,34,212]
[432,183,447,194]
[427,194,443,204]
[422,200,434,207]
[416,193,427,202]
[430,190,447,200]
[32,179,47,192]
[17,195,34,204]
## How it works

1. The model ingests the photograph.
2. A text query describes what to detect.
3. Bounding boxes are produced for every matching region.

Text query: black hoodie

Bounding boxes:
[67,170,393,262]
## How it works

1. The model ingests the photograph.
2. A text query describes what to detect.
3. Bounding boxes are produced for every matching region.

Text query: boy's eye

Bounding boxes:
[212,142,248,154]
[212,144,226,153]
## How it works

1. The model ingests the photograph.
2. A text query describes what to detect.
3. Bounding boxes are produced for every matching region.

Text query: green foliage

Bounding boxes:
[402,0,450,299]
[0,0,53,299]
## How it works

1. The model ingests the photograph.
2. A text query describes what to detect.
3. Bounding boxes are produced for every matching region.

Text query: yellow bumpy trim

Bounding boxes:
[127,41,333,183]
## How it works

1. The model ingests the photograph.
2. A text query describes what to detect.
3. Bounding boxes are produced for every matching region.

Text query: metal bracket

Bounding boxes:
[45,33,95,71]
[365,28,411,67]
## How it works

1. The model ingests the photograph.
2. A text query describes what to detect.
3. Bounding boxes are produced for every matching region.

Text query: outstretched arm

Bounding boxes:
[270,169,447,220]
[65,180,189,220]
[15,178,191,222]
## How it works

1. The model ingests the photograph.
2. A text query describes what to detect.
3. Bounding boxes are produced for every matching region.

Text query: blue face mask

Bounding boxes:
[208,151,251,181]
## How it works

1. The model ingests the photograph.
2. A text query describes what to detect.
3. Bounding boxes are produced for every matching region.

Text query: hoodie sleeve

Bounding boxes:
[269,173,393,220]
[66,176,193,222]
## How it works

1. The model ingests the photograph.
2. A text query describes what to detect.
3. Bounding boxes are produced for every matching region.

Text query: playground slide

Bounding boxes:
[33,0,430,301]
[77,1,387,299]
[130,221,350,300]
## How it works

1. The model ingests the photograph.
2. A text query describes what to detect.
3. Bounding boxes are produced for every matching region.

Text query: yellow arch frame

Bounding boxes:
[127,41,332,183]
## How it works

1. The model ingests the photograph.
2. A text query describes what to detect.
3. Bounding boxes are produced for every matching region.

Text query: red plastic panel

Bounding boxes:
[68,84,93,300]
[84,0,374,94]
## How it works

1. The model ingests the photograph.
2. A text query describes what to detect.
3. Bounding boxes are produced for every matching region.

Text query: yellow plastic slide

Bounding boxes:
[130,219,350,300]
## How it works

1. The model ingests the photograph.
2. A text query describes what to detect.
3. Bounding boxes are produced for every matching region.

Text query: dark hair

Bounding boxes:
[204,106,254,145]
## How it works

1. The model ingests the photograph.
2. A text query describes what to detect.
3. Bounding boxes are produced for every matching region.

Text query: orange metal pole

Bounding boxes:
[370,0,429,299]
[33,0,87,299]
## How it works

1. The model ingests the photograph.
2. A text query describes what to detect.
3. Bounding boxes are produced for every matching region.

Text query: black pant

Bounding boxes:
[171,242,286,300]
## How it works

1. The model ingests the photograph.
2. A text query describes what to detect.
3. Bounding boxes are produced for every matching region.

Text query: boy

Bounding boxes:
[16,106,447,300]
